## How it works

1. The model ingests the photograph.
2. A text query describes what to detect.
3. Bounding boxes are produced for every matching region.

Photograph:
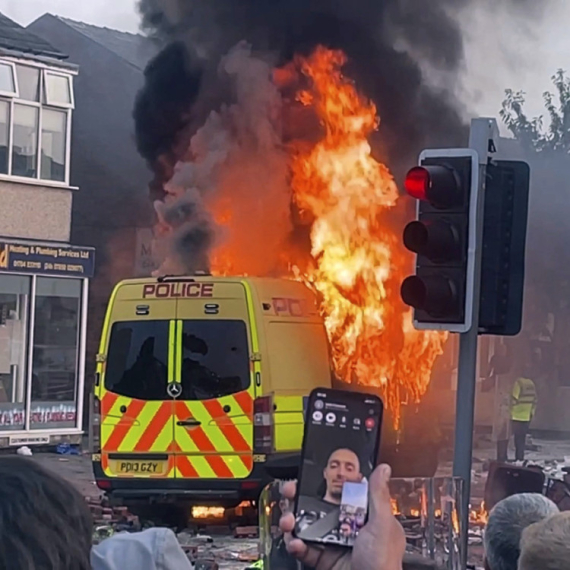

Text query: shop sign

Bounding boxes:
[0,405,25,427]
[0,240,95,278]
[0,403,76,428]
[30,403,76,425]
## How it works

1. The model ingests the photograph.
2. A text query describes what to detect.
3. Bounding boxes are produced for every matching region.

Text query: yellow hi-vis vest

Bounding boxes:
[511,377,537,422]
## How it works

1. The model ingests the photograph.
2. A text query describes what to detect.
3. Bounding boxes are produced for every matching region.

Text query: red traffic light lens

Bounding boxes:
[404,167,430,201]
[401,275,457,317]
[401,276,427,309]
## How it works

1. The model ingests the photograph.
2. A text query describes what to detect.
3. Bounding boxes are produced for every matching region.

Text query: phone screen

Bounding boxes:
[293,388,383,547]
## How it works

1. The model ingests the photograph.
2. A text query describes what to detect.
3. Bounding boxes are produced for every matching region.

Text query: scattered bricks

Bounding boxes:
[234,526,258,538]
[126,515,141,530]
[180,545,198,558]
[85,496,101,505]
[102,507,114,515]
[89,505,104,517]
[238,552,259,562]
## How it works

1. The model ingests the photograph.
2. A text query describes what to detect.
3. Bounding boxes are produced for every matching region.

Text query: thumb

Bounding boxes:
[367,464,393,522]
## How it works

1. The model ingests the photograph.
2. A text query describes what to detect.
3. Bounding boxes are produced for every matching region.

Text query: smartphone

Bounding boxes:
[293,387,383,547]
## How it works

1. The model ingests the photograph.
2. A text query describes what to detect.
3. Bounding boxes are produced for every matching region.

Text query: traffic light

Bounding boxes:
[400,149,480,333]
[479,160,530,335]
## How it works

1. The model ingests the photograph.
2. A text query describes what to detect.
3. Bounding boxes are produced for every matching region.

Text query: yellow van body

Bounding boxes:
[93,275,332,505]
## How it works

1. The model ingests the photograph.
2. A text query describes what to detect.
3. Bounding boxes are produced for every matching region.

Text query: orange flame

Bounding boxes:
[452,509,460,534]
[287,47,447,425]
[191,506,225,519]
[470,501,488,525]
[206,46,447,425]
[391,497,400,515]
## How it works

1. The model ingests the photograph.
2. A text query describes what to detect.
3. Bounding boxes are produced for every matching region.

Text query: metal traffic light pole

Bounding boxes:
[453,118,499,569]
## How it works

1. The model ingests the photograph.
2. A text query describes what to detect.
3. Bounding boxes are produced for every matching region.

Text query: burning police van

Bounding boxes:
[92,275,333,514]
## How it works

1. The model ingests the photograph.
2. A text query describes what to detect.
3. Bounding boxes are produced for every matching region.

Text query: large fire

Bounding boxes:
[166,45,448,425]
[283,48,447,422]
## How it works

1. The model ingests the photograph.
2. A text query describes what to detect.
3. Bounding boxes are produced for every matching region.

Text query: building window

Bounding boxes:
[15,64,40,102]
[0,275,31,431]
[44,72,73,107]
[0,101,9,174]
[41,109,66,182]
[12,104,38,178]
[31,277,81,429]
[0,58,73,185]
[0,61,16,97]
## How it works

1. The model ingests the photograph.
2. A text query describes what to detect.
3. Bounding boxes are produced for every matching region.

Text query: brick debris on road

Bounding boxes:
[33,452,259,569]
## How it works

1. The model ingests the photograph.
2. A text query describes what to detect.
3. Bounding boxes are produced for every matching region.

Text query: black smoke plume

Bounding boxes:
[133,41,203,199]
[133,0,545,275]
[134,0,543,193]
[134,0,462,191]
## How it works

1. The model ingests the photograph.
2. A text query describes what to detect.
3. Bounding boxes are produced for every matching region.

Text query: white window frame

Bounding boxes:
[43,70,75,109]
[0,57,75,187]
[39,105,70,183]
[0,60,18,98]
[12,101,40,179]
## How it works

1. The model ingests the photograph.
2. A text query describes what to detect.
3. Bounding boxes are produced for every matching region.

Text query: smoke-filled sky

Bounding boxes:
[0,0,567,130]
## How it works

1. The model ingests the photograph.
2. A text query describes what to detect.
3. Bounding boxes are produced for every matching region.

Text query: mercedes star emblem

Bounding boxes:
[167,383,182,398]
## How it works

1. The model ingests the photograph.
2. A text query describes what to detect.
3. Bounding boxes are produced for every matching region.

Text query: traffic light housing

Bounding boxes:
[479,160,530,335]
[400,149,479,333]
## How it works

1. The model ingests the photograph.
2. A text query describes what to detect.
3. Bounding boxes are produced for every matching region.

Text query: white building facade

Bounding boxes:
[0,15,94,447]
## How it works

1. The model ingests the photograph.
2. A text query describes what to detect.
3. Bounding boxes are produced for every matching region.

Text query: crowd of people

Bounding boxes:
[1,455,568,570]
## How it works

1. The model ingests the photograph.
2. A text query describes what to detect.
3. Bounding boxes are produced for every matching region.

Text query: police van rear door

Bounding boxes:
[171,278,255,481]
[98,281,177,480]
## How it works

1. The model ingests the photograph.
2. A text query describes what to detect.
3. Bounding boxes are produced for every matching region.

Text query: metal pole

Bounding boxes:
[87,390,94,454]
[452,118,498,569]
[453,313,481,568]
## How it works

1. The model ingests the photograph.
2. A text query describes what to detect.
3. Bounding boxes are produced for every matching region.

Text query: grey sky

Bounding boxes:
[0,0,567,130]
[0,0,140,33]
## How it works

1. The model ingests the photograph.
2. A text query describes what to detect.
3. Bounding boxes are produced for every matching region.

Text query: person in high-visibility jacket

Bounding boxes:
[511,373,537,462]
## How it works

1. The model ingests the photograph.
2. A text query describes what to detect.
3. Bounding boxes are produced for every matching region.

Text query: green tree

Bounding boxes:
[500,69,570,153]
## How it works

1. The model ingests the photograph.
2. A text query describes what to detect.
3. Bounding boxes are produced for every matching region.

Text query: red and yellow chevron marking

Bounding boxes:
[172,398,254,479]
[99,390,254,480]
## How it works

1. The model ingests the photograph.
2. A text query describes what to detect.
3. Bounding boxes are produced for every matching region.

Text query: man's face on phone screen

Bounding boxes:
[323,448,363,504]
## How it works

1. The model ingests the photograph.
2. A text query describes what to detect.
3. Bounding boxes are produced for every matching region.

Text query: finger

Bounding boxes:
[286,538,324,568]
[368,463,393,521]
[282,480,296,500]
[279,512,295,533]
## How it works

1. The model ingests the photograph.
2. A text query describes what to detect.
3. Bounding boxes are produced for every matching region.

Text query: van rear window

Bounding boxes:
[180,320,250,400]
[104,319,250,401]
[105,320,169,400]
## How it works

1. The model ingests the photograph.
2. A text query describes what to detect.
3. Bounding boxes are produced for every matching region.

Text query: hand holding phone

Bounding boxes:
[293,387,383,548]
